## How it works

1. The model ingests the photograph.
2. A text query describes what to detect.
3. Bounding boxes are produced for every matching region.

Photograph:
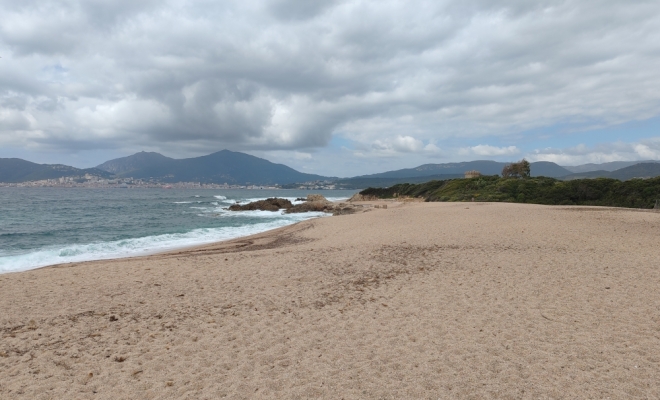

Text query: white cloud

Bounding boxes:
[423,142,442,155]
[461,145,520,157]
[527,138,660,165]
[392,136,424,153]
[293,151,312,160]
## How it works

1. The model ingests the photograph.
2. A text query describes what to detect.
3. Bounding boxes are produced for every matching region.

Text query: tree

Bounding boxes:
[502,159,531,179]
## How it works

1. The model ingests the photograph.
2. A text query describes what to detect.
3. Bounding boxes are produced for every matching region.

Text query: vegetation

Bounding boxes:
[501,159,531,178]
[360,175,660,209]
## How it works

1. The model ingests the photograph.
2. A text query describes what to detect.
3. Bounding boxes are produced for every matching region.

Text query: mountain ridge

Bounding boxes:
[562,160,660,173]
[3,150,660,184]
[96,151,174,175]
[354,160,573,179]
[0,158,113,183]
[96,149,332,185]
[562,163,660,181]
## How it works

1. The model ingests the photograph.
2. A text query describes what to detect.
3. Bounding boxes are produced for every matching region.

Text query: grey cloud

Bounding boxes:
[269,0,340,21]
[1,0,660,170]
[1,94,28,110]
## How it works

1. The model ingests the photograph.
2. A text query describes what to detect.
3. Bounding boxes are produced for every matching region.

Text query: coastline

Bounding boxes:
[0,190,356,275]
[1,211,333,276]
[2,201,660,398]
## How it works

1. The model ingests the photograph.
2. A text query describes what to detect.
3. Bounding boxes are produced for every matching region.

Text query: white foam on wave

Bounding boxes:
[214,195,227,200]
[173,201,193,204]
[0,212,328,274]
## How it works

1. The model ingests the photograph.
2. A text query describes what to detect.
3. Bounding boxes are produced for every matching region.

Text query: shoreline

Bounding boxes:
[0,210,335,276]
[4,200,656,276]
[2,202,660,398]
[0,193,356,275]
[37,216,324,274]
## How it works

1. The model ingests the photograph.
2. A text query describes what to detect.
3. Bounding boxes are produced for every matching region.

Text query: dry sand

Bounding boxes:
[1,202,660,399]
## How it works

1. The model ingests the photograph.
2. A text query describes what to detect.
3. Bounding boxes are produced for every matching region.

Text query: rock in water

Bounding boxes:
[227,194,358,215]
[306,194,327,202]
[228,198,293,212]
[286,200,333,213]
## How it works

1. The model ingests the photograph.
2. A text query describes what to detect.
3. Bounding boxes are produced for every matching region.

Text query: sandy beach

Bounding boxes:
[1,201,660,399]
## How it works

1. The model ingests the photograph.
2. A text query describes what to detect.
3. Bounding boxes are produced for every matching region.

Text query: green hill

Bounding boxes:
[563,160,659,173]
[0,158,113,183]
[97,150,332,185]
[360,175,660,209]
[96,151,174,175]
[350,160,572,180]
[561,163,660,181]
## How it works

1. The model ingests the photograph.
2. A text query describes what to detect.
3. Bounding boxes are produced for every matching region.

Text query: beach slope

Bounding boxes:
[1,202,660,398]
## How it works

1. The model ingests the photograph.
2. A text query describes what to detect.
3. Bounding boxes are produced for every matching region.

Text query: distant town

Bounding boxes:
[0,174,339,190]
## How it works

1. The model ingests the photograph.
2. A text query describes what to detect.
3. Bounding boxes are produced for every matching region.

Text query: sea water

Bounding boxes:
[0,188,357,273]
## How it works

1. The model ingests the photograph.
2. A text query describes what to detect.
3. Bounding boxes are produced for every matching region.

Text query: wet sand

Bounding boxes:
[1,202,660,399]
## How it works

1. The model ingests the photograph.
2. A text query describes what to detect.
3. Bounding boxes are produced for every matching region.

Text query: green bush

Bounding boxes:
[359,176,660,209]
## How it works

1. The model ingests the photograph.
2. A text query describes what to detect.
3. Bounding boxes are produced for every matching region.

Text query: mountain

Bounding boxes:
[352,160,572,180]
[529,162,573,178]
[335,174,464,189]
[560,170,611,180]
[96,151,174,175]
[561,163,660,181]
[563,160,660,173]
[352,161,505,179]
[97,150,331,185]
[0,158,113,183]
[608,163,660,180]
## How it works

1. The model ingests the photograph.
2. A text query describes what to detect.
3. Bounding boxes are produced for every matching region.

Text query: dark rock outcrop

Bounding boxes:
[228,198,293,211]
[306,194,327,202]
[285,194,334,213]
[286,201,334,213]
[227,194,362,215]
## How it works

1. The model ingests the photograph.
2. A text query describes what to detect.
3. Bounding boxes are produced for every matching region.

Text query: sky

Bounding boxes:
[1,0,660,177]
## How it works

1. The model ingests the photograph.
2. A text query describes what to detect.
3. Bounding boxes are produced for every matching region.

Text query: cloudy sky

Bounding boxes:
[1,0,660,176]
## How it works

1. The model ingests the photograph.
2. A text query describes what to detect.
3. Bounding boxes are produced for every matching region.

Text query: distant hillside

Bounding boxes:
[96,151,173,175]
[563,160,659,173]
[360,176,660,209]
[0,158,113,183]
[352,160,571,180]
[334,174,464,189]
[97,150,331,185]
[530,162,573,178]
[352,161,505,179]
[561,163,660,181]
[609,163,660,180]
[561,170,611,180]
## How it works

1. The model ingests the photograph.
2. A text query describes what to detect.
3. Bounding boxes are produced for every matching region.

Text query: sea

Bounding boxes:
[0,188,358,274]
